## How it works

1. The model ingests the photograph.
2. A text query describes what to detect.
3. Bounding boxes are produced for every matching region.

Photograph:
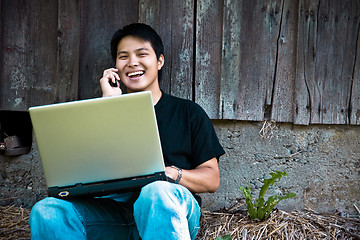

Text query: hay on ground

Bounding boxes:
[197,207,360,240]
[1,205,359,240]
[0,205,30,240]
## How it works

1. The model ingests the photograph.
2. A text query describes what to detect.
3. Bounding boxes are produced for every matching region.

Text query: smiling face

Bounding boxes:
[115,36,164,93]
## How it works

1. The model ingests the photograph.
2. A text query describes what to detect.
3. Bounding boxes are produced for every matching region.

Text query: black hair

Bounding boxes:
[110,23,164,63]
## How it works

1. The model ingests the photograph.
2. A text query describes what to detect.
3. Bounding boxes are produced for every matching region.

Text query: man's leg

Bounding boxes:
[29,196,140,240]
[29,197,86,240]
[133,181,201,240]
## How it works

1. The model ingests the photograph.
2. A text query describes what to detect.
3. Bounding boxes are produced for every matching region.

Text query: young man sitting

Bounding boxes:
[29,23,225,240]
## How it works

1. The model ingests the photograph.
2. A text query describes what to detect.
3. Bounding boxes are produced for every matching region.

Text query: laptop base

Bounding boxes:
[48,172,166,199]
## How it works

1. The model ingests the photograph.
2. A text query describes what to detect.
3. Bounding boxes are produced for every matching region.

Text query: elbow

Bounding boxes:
[208,187,218,193]
[207,177,220,193]
[208,167,220,193]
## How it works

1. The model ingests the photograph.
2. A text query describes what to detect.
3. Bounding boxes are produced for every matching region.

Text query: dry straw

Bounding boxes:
[0,205,30,240]
[1,205,359,240]
[197,207,360,240]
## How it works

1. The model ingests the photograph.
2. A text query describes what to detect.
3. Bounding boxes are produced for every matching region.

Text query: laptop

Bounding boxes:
[29,91,166,198]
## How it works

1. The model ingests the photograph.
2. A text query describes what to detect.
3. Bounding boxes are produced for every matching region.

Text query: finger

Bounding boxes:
[107,72,120,82]
[109,74,116,83]
[102,73,115,84]
[103,68,118,78]
[113,73,120,81]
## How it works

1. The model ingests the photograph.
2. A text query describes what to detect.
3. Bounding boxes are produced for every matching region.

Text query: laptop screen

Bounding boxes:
[29,91,165,189]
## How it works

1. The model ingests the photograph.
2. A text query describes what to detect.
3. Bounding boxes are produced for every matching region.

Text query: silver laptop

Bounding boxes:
[29,91,166,198]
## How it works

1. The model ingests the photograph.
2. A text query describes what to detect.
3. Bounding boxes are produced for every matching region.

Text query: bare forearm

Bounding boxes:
[165,158,220,193]
[180,168,219,193]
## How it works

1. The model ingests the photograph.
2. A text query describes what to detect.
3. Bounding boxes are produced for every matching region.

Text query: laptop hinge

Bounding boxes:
[49,183,86,198]
[48,172,167,199]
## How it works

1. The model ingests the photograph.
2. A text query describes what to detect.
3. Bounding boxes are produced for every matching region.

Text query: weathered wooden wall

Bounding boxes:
[0,0,359,125]
[293,0,360,125]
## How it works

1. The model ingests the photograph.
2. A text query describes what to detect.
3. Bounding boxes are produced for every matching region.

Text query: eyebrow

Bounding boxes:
[117,48,150,56]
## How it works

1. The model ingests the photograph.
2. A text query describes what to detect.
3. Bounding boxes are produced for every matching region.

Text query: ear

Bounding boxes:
[157,54,165,70]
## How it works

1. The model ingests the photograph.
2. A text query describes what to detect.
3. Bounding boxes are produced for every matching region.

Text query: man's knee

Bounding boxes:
[135,181,194,211]
[30,197,77,225]
[30,197,87,239]
[142,180,172,192]
[30,197,58,220]
[138,181,176,202]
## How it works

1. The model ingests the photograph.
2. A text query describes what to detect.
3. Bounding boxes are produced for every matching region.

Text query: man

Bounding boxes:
[29,23,225,240]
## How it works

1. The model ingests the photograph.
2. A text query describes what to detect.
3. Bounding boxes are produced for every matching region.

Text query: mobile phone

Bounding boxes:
[108,79,119,87]
[108,65,119,87]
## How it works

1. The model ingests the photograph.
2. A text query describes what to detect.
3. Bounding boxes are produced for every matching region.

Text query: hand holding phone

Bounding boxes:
[100,68,122,97]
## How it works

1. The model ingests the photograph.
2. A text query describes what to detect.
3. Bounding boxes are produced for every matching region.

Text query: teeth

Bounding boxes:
[127,71,144,77]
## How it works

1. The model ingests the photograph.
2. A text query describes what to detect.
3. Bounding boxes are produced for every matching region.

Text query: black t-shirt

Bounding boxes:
[155,92,225,169]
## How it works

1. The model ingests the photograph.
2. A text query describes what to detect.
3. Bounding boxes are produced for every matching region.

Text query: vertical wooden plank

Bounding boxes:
[195,0,223,118]
[221,0,283,120]
[351,64,360,125]
[78,0,138,99]
[311,0,359,124]
[0,0,3,99]
[0,0,29,110]
[0,0,58,110]
[167,1,194,100]
[294,0,318,125]
[219,0,242,120]
[28,0,58,106]
[271,0,298,123]
[350,2,360,125]
[139,0,195,100]
[55,0,80,102]
[138,0,169,93]
[295,0,359,125]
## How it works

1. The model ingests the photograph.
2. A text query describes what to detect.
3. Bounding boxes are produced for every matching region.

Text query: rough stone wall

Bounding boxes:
[0,142,46,208]
[1,120,359,215]
[201,121,360,214]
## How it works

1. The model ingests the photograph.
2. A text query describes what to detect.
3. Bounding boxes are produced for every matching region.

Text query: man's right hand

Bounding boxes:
[100,68,122,97]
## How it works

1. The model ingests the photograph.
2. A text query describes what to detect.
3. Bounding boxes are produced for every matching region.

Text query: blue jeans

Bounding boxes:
[29,181,201,240]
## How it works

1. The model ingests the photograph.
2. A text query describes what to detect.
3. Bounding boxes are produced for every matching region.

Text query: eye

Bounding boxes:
[118,55,127,60]
[138,52,148,57]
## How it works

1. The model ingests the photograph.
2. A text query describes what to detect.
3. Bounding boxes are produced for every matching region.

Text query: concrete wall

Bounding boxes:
[1,120,359,214]
[202,121,360,214]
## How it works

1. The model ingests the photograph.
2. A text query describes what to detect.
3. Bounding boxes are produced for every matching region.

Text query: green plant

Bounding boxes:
[240,170,296,221]
[215,235,232,240]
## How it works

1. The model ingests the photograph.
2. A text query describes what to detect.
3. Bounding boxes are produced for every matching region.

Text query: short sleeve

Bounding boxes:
[189,103,225,168]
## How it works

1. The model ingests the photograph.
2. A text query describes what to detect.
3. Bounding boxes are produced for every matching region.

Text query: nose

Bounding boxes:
[128,56,139,67]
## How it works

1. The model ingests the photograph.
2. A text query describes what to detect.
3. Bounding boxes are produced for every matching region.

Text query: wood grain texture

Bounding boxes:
[78,0,138,99]
[139,0,195,100]
[0,0,358,125]
[312,0,359,124]
[55,0,80,103]
[0,0,30,110]
[195,0,223,119]
[220,0,283,121]
[271,0,297,123]
[350,7,360,125]
[295,0,360,125]
[0,0,3,104]
[0,0,58,110]
[294,0,317,125]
